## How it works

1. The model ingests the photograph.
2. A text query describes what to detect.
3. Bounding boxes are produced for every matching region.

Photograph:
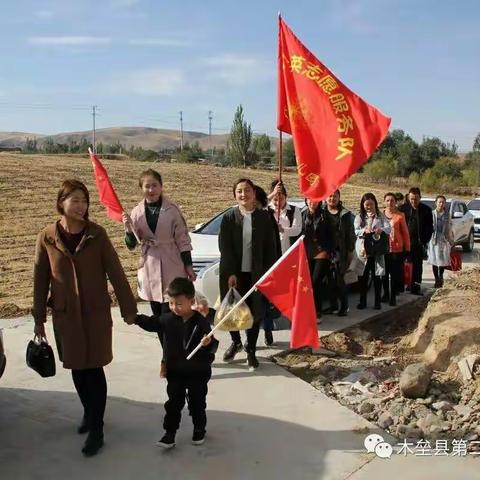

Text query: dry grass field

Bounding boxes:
[0,153,394,315]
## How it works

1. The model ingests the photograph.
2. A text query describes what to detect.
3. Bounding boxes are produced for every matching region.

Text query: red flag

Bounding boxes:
[278,16,391,200]
[89,150,124,223]
[256,239,319,349]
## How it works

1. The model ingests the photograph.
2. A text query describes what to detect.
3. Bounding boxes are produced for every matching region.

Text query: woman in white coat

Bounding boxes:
[427,195,454,288]
[353,193,391,310]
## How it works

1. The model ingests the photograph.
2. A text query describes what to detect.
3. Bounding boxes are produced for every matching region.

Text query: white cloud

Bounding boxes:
[204,54,273,86]
[28,36,111,46]
[128,38,193,47]
[114,68,185,96]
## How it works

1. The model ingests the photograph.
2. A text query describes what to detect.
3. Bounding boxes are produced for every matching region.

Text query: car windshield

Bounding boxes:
[468,199,480,210]
[194,209,229,235]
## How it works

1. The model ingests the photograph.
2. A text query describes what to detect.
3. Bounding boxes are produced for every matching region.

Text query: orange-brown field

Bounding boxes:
[0,153,393,315]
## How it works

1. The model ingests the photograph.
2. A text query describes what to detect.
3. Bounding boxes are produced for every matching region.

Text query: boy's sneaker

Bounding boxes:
[192,430,206,446]
[156,432,176,449]
[223,342,243,362]
[247,352,259,371]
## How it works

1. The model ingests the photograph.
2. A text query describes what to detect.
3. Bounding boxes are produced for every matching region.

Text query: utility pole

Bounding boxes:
[92,105,97,153]
[179,110,184,151]
[208,110,213,159]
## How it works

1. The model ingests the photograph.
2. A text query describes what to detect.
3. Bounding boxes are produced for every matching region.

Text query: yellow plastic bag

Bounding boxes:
[214,287,253,331]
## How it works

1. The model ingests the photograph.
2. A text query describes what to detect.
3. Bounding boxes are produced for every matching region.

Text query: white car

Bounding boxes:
[191,199,358,305]
[467,198,480,238]
[421,198,475,252]
[191,199,305,305]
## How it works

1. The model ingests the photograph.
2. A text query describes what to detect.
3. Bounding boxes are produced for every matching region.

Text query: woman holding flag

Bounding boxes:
[32,179,137,457]
[219,178,279,370]
[122,169,195,317]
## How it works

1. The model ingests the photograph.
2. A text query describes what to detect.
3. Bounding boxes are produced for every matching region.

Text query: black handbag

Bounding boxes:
[364,231,390,257]
[26,336,56,377]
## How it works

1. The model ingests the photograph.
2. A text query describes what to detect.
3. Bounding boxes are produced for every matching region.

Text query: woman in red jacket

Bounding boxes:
[382,192,411,305]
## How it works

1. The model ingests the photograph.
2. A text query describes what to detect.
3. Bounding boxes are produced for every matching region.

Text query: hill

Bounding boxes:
[0,126,275,151]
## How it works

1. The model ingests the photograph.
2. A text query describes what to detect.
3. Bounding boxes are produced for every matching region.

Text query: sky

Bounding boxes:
[0,0,478,151]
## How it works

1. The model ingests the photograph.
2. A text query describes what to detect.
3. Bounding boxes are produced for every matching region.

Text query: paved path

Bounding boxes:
[1,246,479,479]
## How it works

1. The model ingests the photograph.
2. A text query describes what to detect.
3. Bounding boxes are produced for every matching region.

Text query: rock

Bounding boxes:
[289,362,310,371]
[274,357,289,367]
[430,425,445,435]
[399,363,432,398]
[466,434,478,442]
[397,424,423,439]
[417,396,434,405]
[403,407,413,418]
[359,401,375,414]
[311,375,329,389]
[457,354,480,382]
[378,412,394,429]
[311,358,330,368]
[351,381,374,396]
[432,400,453,412]
[417,413,443,433]
[453,405,472,419]
[388,402,405,418]
[429,387,442,396]
[413,405,431,420]
[341,371,363,383]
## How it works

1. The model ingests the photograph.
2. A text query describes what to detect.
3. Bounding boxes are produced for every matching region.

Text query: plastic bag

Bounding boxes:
[214,287,253,331]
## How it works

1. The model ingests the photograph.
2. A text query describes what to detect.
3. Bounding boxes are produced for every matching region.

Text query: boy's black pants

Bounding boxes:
[164,371,211,434]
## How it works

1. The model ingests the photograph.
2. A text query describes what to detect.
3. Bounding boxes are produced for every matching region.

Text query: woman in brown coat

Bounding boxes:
[32,180,137,457]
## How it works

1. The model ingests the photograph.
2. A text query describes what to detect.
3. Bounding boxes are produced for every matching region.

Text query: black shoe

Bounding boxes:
[389,297,397,307]
[374,303,382,310]
[322,306,338,315]
[223,342,243,362]
[247,352,259,371]
[357,302,366,310]
[264,330,274,346]
[77,414,89,435]
[337,307,349,317]
[192,430,206,446]
[381,294,389,303]
[82,429,104,457]
[156,432,176,449]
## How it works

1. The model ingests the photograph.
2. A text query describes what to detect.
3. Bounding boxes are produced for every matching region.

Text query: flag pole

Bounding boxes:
[277,129,283,222]
[187,235,305,360]
[88,148,141,243]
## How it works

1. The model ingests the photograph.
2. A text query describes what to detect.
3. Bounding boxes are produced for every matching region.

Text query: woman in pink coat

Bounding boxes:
[123,169,196,317]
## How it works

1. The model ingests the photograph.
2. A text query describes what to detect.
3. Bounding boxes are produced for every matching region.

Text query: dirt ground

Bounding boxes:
[275,268,480,445]
[0,153,394,316]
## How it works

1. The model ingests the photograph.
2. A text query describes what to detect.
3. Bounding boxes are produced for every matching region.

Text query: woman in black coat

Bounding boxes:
[218,178,279,370]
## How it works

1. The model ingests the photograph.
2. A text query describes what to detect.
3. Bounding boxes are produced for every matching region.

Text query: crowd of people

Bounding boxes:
[31,170,457,456]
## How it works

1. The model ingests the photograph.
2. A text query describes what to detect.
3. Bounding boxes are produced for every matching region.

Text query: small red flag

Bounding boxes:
[257,239,319,349]
[89,150,124,223]
[278,16,391,200]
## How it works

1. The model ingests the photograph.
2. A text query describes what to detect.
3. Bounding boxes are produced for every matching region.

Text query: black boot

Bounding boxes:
[357,276,367,309]
[77,413,89,435]
[373,277,382,310]
[82,429,104,457]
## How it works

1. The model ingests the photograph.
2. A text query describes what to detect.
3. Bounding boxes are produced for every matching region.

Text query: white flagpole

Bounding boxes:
[187,235,305,360]
[88,147,141,244]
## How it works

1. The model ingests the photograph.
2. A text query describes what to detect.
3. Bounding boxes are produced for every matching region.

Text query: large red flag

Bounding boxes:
[278,16,391,200]
[89,150,124,223]
[257,238,319,349]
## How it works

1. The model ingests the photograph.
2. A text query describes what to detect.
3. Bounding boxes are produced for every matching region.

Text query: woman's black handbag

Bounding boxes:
[26,336,56,377]
[364,232,390,257]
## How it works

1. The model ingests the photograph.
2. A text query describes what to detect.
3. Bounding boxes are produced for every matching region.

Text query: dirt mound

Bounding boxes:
[0,302,30,318]
[406,268,480,371]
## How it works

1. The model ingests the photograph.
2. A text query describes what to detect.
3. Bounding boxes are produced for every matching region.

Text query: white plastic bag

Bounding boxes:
[213,287,253,331]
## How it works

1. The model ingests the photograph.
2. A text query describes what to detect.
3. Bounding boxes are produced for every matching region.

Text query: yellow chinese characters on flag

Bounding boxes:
[277,16,391,200]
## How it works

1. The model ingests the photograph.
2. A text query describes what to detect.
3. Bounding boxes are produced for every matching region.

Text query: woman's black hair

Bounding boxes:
[270,179,287,197]
[255,185,268,208]
[384,192,396,201]
[435,194,447,203]
[232,178,255,197]
[395,192,404,201]
[139,169,163,187]
[359,192,380,218]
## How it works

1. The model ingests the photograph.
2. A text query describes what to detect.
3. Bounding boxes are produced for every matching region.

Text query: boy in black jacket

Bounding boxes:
[133,277,218,449]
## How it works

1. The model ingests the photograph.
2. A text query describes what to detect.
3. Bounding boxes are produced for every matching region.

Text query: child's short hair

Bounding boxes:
[166,277,195,299]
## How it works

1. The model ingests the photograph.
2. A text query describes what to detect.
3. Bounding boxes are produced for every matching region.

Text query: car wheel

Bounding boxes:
[463,229,474,253]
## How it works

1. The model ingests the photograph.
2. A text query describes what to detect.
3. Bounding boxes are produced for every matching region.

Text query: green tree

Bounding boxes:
[227,105,252,168]
[252,134,271,154]
[363,153,397,183]
[473,132,480,153]
[283,138,296,166]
